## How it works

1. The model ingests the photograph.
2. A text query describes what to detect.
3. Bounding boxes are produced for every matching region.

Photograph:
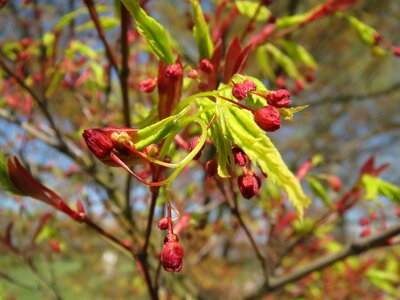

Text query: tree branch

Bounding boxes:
[246,222,400,299]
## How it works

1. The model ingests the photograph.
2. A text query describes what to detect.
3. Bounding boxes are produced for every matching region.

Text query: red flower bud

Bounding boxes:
[232,83,248,100]
[161,234,184,272]
[243,79,257,92]
[187,69,198,79]
[266,89,291,108]
[359,217,370,227]
[82,129,114,159]
[253,106,281,132]
[158,217,169,230]
[360,228,371,237]
[397,207,400,219]
[238,172,261,199]
[188,136,204,160]
[166,63,183,79]
[392,46,400,57]
[232,146,248,166]
[199,59,214,73]
[275,74,286,88]
[205,159,218,177]
[49,239,62,253]
[139,78,157,93]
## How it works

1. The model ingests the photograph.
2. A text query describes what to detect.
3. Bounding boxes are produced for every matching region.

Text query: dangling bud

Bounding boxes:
[158,217,169,230]
[161,233,184,272]
[232,146,248,166]
[139,78,157,93]
[238,172,261,199]
[266,89,291,108]
[199,59,214,73]
[253,106,281,132]
[205,159,218,177]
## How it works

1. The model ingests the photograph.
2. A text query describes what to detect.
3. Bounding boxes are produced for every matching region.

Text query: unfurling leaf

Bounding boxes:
[222,106,310,219]
[235,1,271,22]
[362,175,400,204]
[191,0,214,59]
[122,0,174,64]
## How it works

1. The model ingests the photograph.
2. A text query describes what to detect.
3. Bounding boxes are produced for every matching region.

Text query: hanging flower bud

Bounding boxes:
[158,217,169,230]
[232,82,248,100]
[205,159,218,177]
[188,136,204,160]
[253,106,281,132]
[166,63,183,79]
[238,172,261,199]
[161,234,184,272]
[199,59,214,73]
[139,78,157,93]
[232,146,248,166]
[266,89,291,108]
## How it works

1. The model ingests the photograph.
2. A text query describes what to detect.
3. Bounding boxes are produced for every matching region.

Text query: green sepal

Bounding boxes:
[135,108,189,150]
[0,154,21,195]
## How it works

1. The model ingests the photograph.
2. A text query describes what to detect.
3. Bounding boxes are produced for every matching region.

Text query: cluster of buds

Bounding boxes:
[231,79,292,133]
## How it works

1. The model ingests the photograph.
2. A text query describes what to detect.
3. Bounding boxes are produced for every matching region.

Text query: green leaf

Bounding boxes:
[279,40,318,69]
[76,16,120,32]
[341,14,378,46]
[362,175,400,204]
[265,43,302,80]
[54,4,108,31]
[276,13,310,29]
[135,108,189,150]
[0,154,20,194]
[256,46,276,81]
[70,40,98,59]
[121,0,174,64]
[306,176,331,208]
[223,106,310,219]
[235,1,271,22]
[191,0,214,59]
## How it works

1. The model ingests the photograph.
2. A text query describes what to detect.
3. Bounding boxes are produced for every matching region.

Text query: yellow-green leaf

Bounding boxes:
[224,106,310,219]
[191,0,214,59]
[122,0,174,64]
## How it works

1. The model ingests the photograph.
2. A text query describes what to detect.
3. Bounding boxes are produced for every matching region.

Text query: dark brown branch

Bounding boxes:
[246,222,400,299]
[83,0,119,73]
[120,4,131,127]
